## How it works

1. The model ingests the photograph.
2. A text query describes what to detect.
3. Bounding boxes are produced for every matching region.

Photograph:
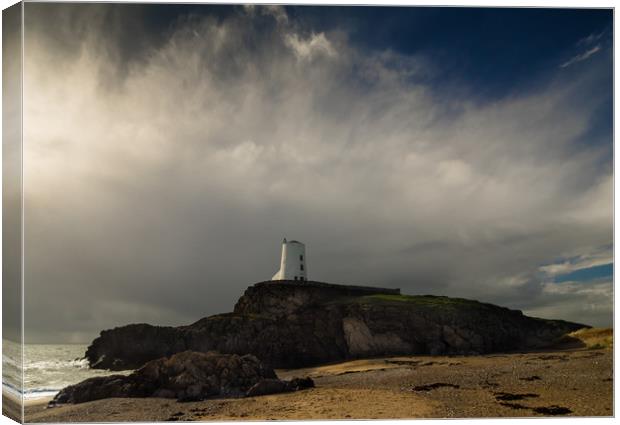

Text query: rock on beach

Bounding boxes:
[51,351,312,405]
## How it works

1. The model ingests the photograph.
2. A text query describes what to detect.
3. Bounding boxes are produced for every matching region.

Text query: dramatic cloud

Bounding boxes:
[576,30,606,47]
[539,245,612,277]
[560,45,601,68]
[560,28,610,68]
[523,279,613,328]
[285,32,337,60]
[21,5,612,342]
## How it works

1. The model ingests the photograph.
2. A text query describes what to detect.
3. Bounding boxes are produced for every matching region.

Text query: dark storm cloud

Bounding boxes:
[21,5,612,343]
[23,3,205,82]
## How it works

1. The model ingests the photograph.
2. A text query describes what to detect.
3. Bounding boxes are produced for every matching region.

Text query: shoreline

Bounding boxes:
[23,347,613,422]
[24,395,54,407]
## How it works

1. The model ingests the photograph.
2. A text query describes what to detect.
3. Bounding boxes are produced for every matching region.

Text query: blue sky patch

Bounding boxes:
[555,263,613,283]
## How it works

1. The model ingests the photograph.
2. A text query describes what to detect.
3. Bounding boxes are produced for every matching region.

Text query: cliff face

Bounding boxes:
[85,281,587,371]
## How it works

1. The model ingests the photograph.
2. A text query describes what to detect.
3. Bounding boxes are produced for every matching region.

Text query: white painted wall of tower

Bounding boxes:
[272,238,307,281]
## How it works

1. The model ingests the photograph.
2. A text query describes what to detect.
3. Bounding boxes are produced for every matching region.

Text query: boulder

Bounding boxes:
[288,377,315,390]
[51,351,310,405]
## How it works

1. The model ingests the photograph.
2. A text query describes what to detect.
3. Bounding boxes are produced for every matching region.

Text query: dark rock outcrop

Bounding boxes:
[51,351,310,405]
[245,376,315,397]
[85,281,588,371]
[86,324,186,370]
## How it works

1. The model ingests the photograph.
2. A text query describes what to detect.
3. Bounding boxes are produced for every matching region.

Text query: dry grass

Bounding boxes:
[568,328,613,349]
[551,328,613,350]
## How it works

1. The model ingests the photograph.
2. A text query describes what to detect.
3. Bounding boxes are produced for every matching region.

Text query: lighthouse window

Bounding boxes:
[300,264,304,271]
[300,255,304,261]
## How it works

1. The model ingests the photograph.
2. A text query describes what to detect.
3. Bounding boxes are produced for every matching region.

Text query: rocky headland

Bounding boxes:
[85,281,587,371]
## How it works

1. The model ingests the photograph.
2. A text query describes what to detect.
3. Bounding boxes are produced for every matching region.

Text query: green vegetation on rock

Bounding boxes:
[359,294,491,309]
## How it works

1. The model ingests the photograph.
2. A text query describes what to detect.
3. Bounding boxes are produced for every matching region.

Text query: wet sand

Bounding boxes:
[2,392,22,422]
[24,347,612,422]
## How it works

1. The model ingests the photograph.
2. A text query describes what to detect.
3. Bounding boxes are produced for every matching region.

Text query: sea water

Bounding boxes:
[3,340,131,400]
[2,339,22,399]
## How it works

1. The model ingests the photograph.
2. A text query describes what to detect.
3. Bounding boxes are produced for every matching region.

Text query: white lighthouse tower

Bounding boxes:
[272,238,307,281]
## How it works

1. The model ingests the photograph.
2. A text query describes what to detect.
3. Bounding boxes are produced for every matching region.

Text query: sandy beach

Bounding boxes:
[23,345,612,422]
[2,392,22,422]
